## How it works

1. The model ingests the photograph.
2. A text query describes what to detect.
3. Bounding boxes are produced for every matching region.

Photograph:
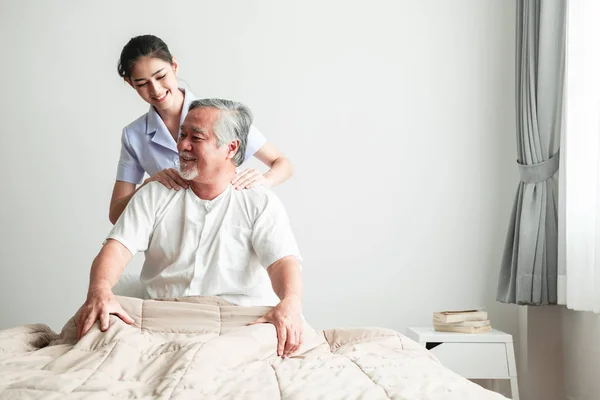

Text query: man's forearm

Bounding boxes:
[267,256,303,301]
[88,240,132,294]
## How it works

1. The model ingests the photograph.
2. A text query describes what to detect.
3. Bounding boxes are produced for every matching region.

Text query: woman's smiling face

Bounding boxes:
[127,56,179,111]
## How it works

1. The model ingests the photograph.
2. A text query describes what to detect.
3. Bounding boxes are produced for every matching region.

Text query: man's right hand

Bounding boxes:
[143,168,189,190]
[76,287,134,339]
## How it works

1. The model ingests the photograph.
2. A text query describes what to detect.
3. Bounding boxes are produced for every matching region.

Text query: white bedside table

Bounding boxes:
[406,326,519,400]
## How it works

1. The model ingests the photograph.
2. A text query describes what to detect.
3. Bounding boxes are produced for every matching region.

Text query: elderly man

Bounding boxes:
[77,99,303,358]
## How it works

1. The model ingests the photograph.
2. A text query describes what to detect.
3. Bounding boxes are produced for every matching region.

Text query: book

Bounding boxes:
[432,319,491,328]
[433,309,488,324]
[433,323,492,334]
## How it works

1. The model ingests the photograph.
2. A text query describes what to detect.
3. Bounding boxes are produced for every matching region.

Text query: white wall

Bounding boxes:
[0,0,518,356]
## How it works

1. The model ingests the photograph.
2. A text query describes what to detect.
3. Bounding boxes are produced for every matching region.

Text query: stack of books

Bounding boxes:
[433,309,492,333]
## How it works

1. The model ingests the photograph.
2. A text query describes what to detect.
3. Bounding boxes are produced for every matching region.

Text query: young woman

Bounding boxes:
[109,35,293,224]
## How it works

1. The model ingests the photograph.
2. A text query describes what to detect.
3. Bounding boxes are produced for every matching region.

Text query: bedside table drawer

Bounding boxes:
[429,342,509,379]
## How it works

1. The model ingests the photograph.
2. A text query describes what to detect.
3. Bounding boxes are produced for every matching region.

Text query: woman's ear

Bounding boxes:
[172,56,179,75]
[124,77,133,88]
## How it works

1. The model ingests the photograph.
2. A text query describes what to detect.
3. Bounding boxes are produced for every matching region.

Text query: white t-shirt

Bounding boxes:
[107,182,301,306]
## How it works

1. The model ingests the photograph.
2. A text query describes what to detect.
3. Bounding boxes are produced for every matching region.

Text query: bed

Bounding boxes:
[0,295,508,399]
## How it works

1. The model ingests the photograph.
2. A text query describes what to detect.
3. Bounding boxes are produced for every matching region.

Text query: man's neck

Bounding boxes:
[189,170,236,201]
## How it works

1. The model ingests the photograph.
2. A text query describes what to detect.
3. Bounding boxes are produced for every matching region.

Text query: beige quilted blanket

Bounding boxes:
[0,296,507,399]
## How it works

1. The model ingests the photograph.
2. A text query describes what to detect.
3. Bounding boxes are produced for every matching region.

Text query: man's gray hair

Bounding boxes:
[188,98,253,167]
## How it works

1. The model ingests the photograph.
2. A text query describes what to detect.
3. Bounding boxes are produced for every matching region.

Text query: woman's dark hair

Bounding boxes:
[117,35,173,79]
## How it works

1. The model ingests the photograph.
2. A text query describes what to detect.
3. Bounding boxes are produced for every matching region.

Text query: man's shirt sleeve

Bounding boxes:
[106,182,163,256]
[251,192,302,269]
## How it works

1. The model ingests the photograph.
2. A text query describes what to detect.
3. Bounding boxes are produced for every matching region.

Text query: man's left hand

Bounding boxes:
[249,296,303,358]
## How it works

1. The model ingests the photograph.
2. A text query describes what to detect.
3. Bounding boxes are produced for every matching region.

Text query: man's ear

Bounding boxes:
[226,140,240,161]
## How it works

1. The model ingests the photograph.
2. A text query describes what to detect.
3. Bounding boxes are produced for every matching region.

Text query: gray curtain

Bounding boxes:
[497,0,566,305]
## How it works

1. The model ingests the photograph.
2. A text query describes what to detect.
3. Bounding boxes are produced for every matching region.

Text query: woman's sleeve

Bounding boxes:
[244,124,268,162]
[116,128,145,184]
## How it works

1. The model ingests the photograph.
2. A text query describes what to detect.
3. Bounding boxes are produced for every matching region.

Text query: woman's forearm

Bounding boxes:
[109,181,140,225]
[109,191,137,225]
[264,156,294,187]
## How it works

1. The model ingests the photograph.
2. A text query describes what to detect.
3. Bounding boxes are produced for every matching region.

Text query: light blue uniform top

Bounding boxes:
[116,89,267,184]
